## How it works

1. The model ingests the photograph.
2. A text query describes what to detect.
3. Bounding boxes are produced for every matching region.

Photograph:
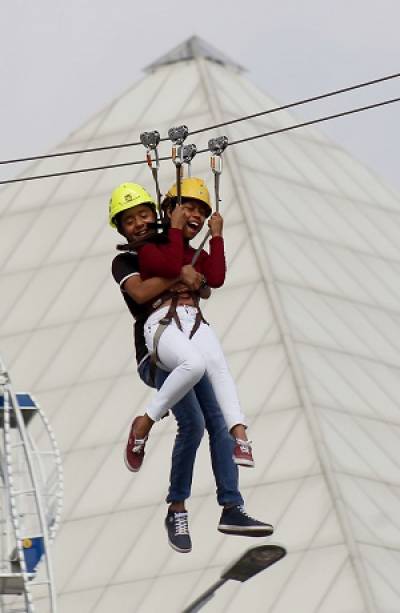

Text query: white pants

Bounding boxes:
[144,305,246,432]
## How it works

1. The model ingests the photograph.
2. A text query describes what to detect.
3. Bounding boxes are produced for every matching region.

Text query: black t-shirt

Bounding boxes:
[111,251,149,365]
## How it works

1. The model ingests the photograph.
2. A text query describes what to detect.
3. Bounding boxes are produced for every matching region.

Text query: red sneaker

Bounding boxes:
[233,439,254,467]
[124,417,148,472]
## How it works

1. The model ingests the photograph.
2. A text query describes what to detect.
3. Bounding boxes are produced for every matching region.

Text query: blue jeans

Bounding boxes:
[138,358,243,507]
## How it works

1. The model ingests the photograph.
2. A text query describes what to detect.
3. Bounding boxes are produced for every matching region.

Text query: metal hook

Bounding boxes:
[209,136,228,176]
[140,131,161,170]
[140,130,162,211]
[169,125,189,169]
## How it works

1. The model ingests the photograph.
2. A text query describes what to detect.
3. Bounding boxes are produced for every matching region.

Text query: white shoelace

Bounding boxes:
[132,438,146,453]
[237,505,254,520]
[174,512,189,535]
[236,439,252,453]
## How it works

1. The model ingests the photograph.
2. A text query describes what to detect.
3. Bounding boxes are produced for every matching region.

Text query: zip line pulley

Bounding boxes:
[140,127,228,268]
[140,130,162,212]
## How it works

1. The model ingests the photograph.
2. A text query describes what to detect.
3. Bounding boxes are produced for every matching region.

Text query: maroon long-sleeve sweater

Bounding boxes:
[137,228,226,288]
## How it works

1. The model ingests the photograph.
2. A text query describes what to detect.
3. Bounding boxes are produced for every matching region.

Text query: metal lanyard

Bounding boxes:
[140,130,162,212]
[168,125,189,207]
[191,135,228,265]
[209,135,228,214]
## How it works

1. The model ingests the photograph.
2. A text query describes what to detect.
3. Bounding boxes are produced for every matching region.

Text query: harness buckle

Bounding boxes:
[159,317,172,326]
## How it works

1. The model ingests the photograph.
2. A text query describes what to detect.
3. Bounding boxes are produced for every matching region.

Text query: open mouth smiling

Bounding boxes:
[187,221,201,231]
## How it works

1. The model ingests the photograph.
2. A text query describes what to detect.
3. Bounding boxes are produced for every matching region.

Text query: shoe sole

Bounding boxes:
[233,457,255,467]
[218,524,274,537]
[124,449,141,472]
[164,525,192,553]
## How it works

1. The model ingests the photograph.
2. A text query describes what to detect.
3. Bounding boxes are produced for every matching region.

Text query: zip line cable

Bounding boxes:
[228,95,400,146]
[0,155,171,185]
[189,70,400,136]
[0,95,399,186]
[0,71,399,167]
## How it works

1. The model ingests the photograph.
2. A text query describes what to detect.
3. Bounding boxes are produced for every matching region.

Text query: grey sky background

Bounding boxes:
[1,0,399,190]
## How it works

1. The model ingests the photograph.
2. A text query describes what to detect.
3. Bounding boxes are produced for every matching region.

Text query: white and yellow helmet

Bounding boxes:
[109,183,156,228]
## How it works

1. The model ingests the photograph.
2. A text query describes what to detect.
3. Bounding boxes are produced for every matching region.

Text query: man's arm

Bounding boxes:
[123,264,206,304]
[124,274,179,304]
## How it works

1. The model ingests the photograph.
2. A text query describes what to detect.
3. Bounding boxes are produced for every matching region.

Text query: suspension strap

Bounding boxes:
[140,130,162,211]
[191,135,229,266]
[188,294,209,339]
[182,143,197,178]
[168,125,189,207]
[209,136,228,213]
[149,294,182,384]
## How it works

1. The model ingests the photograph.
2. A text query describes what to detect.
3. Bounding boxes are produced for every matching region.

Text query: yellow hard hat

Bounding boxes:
[109,183,156,228]
[162,177,212,217]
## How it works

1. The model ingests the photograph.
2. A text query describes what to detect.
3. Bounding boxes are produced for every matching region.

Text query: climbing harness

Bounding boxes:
[148,128,211,378]
[148,134,227,374]
[148,291,208,384]
[191,135,228,265]
[168,125,189,207]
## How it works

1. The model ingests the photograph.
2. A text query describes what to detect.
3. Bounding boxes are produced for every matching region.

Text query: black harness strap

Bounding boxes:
[149,292,208,384]
[188,294,208,339]
[149,294,181,385]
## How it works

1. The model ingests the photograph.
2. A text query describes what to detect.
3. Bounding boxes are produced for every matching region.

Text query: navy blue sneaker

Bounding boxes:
[218,505,274,537]
[165,511,192,553]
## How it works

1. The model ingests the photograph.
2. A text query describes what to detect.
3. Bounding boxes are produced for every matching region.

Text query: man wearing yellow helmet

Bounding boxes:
[110,182,199,364]
[109,181,156,230]
[110,180,273,553]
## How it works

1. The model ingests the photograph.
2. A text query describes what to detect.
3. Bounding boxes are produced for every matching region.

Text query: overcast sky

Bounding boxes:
[1,0,399,190]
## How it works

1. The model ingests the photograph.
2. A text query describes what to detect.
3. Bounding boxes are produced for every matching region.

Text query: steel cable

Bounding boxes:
[0,95,399,185]
[0,71,399,167]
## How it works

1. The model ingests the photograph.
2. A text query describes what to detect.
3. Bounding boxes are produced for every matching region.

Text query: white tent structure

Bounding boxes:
[1,36,400,612]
